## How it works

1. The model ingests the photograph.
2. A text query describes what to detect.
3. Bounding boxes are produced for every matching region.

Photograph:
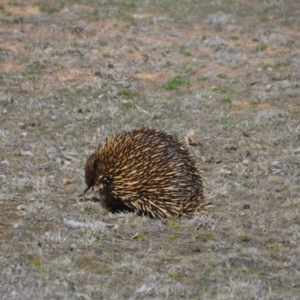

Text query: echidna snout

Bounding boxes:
[82,154,99,195]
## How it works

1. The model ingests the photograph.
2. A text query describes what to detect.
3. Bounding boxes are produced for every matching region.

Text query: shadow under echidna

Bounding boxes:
[82,128,211,218]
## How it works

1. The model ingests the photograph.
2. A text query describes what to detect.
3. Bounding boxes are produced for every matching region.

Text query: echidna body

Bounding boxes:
[84,128,210,218]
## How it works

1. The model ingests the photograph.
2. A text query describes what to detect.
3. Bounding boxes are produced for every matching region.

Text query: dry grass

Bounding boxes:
[1,0,300,298]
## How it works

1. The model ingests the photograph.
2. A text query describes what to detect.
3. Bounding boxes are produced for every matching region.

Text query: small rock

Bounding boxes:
[233,182,241,189]
[13,223,19,229]
[17,205,28,211]
[56,157,62,164]
[265,84,272,91]
[18,122,26,129]
[220,168,232,176]
[242,159,250,165]
[293,147,300,154]
[244,204,250,210]
[64,218,109,231]
[20,150,33,156]
[95,249,103,255]
[135,284,153,294]
[191,245,201,252]
[46,146,60,159]
[9,291,18,298]
[64,160,71,166]
[68,244,76,251]
[3,96,14,104]
[51,115,57,121]
[271,161,280,167]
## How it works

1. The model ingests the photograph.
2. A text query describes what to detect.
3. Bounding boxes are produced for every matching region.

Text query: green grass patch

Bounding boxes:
[262,62,282,71]
[117,13,137,26]
[84,206,94,213]
[118,89,135,99]
[220,97,232,104]
[99,40,108,47]
[121,101,134,110]
[116,0,137,26]
[21,60,47,77]
[217,73,230,80]
[163,60,172,68]
[198,76,208,81]
[213,86,230,94]
[237,234,251,243]
[179,45,192,57]
[102,52,114,58]
[134,233,147,241]
[24,185,34,192]
[194,231,217,242]
[221,117,235,130]
[90,8,100,21]
[280,19,291,27]
[169,272,182,281]
[255,43,267,52]
[161,75,187,90]
[21,67,43,77]
[37,1,66,14]
[2,16,24,24]
[167,220,180,228]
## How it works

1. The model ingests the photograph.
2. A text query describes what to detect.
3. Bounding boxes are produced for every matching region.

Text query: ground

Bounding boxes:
[0,0,300,299]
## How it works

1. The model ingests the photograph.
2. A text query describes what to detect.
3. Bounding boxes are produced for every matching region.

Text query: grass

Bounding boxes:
[179,45,192,57]
[255,43,268,52]
[217,73,230,80]
[213,86,231,94]
[0,0,300,299]
[99,40,108,47]
[37,1,66,14]
[220,96,232,104]
[161,75,187,90]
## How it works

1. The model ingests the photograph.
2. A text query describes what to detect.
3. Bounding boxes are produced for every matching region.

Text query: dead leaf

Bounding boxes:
[62,177,73,185]
[185,129,202,147]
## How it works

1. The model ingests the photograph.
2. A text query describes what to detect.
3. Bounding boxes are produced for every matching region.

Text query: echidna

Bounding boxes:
[83,128,210,218]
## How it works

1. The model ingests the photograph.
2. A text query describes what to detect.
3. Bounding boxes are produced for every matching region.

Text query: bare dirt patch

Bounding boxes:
[6,4,40,16]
